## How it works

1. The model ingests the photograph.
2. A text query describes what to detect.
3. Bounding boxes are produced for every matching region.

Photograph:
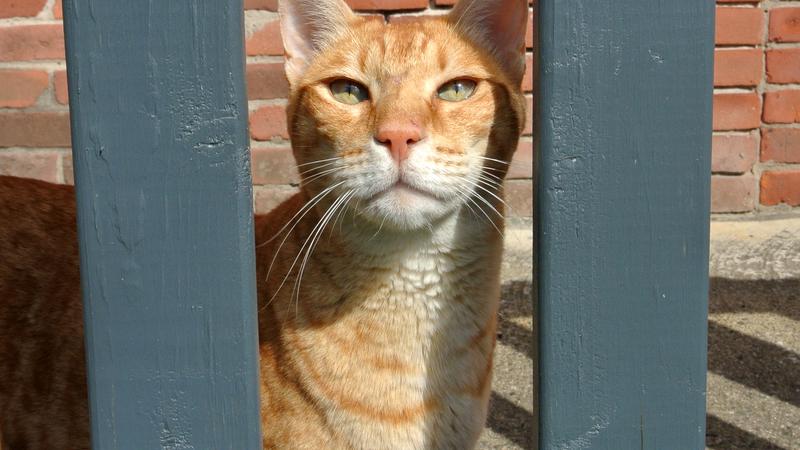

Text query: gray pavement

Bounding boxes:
[483,218,800,450]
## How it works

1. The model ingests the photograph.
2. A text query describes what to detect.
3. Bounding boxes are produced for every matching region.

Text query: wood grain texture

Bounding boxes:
[62,0,263,448]
[536,0,714,448]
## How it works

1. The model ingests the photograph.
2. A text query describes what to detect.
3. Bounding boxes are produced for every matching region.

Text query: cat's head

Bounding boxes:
[279,0,528,233]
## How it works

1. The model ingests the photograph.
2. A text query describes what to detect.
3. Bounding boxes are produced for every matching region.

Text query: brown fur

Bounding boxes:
[0,1,527,448]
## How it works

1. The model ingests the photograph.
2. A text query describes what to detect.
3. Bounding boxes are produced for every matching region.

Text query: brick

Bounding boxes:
[0,24,65,61]
[246,20,283,56]
[53,0,61,19]
[766,48,800,84]
[387,14,435,24]
[715,7,764,46]
[250,105,289,141]
[523,95,533,135]
[763,90,800,124]
[254,185,298,215]
[251,146,299,184]
[526,11,534,49]
[712,92,761,131]
[346,0,428,11]
[63,152,73,184]
[769,7,800,43]
[0,112,71,147]
[714,49,762,87]
[711,174,755,213]
[504,180,533,218]
[711,133,757,173]
[244,0,277,11]
[761,128,800,163]
[508,140,533,180]
[54,70,68,104]
[246,63,289,100]
[0,70,48,108]
[760,170,800,206]
[0,0,47,18]
[522,53,533,92]
[0,151,60,183]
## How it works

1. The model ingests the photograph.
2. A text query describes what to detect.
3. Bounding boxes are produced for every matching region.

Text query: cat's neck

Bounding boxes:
[312,207,503,311]
[336,207,501,259]
[256,193,504,320]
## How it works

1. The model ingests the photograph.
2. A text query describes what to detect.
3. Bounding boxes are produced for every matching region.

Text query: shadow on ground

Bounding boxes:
[706,278,800,450]
[483,278,800,450]
[479,280,535,449]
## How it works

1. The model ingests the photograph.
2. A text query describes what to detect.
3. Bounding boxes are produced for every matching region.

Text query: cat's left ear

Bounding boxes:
[279,0,356,86]
[448,0,529,84]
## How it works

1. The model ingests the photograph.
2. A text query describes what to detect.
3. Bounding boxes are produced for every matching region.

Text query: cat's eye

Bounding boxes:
[437,79,477,102]
[329,79,370,105]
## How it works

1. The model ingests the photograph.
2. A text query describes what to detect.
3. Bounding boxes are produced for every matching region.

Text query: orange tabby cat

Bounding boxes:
[0,0,527,448]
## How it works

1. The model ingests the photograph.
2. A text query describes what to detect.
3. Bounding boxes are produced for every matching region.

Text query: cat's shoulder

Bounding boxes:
[0,175,76,210]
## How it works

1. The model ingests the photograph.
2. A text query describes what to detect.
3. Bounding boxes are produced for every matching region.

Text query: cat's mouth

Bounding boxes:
[378,181,439,201]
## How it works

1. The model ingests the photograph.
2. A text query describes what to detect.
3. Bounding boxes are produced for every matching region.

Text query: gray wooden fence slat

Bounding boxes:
[537,1,714,448]
[63,1,262,448]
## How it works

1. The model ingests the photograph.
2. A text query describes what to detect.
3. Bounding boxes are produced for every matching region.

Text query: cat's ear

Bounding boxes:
[448,0,529,84]
[279,0,356,86]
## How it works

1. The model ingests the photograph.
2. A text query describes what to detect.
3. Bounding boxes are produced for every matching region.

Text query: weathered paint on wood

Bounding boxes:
[537,1,714,448]
[63,1,262,448]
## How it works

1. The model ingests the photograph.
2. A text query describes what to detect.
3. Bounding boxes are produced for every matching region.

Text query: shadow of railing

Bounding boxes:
[705,278,800,449]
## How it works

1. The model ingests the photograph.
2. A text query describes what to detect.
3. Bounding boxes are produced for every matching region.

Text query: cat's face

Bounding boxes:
[280,0,528,232]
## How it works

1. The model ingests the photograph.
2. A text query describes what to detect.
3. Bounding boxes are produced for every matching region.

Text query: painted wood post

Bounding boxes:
[62,1,262,448]
[537,0,714,448]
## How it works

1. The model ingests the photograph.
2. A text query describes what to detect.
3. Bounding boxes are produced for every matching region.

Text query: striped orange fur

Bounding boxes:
[0,0,527,448]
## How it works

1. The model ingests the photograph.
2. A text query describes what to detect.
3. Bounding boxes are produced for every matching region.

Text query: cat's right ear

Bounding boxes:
[279,0,356,86]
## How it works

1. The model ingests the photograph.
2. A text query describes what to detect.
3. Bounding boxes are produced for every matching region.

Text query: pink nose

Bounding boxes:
[375,123,423,163]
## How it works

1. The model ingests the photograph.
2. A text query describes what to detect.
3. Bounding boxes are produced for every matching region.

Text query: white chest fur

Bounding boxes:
[301,224,503,450]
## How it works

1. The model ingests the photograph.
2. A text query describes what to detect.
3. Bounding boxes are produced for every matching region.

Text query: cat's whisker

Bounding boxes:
[451,186,481,222]
[261,182,346,311]
[299,161,339,177]
[475,156,510,166]
[258,180,345,247]
[296,156,341,168]
[477,173,503,188]
[479,170,504,183]
[473,181,514,219]
[268,193,341,313]
[329,190,355,240]
[470,188,505,221]
[474,180,507,205]
[448,181,491,228]
[292,191,354,317]
[455,180,505,238]
[369,212,390,241]
[481,166,506,174]
[301,167,345,186]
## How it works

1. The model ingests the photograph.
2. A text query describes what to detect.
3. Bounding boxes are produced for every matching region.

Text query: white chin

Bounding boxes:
[361,185,452,231]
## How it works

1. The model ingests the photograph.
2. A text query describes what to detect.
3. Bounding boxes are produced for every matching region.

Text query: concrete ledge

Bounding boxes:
[710,217,800,280]
[504,217,800,281]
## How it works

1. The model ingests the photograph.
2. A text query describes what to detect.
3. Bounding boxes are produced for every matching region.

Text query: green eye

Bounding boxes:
[437,79,477,102]
[329,79,369,105]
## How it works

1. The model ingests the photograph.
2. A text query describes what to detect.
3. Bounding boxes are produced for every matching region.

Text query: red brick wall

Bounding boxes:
[713,0,800,214]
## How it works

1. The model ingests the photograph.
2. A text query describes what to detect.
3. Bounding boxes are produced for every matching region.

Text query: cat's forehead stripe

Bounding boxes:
[371,25,443,78]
